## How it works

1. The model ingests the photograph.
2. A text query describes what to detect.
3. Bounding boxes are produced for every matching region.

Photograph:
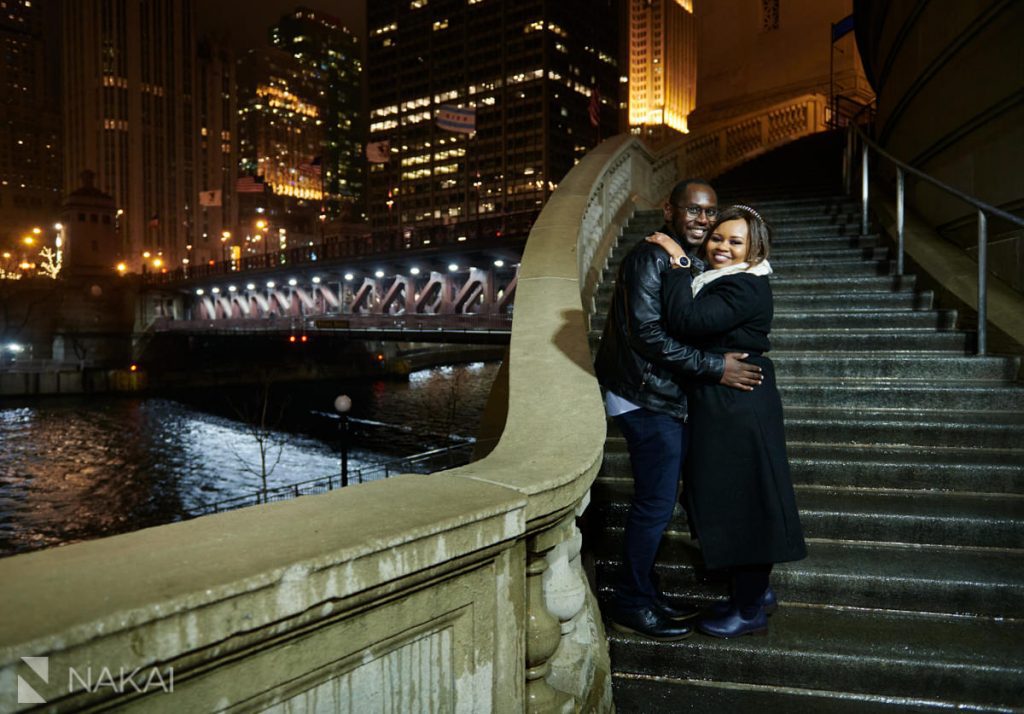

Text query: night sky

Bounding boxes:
[198,1,367,52]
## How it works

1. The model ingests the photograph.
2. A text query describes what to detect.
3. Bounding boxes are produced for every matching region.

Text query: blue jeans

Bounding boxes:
[613,407,687,609]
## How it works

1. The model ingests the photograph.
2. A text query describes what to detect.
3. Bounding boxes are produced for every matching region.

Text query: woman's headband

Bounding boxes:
[732,204,764,223]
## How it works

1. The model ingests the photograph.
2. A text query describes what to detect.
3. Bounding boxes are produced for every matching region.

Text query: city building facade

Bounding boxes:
[0,0,62,249]
[366,0,621,244]
[236,46,327,255]
[271,7,364,223]
[689,0,872,130]
[627,0,696,147]
[193,38,239,268]
[62,0,205,273]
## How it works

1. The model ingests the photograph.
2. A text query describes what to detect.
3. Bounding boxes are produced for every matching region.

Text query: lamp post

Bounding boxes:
[334,394,352,487]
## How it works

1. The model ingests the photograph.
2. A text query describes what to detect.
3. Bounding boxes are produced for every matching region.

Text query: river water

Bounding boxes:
[0,361,500,558]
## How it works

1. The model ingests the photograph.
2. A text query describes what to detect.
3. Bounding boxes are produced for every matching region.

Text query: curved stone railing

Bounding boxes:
[664,93,828,181]
[0,135,667,713]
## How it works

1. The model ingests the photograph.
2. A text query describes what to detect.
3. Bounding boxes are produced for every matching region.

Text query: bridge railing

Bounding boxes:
[144,209,538,286]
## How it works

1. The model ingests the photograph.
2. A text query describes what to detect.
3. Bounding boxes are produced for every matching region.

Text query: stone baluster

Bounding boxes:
[526,523,576,713]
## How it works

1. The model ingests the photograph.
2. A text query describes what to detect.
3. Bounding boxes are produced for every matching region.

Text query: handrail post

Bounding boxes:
[861,139,870,235]
[896,168,905,276]
[977,209,988,356]
[843,127,852,195]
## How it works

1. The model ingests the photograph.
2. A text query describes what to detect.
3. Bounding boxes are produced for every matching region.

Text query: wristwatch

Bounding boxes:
[669,254,691,269]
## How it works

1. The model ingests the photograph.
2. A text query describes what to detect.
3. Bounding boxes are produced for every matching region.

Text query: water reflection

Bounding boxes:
[0,362,500,557]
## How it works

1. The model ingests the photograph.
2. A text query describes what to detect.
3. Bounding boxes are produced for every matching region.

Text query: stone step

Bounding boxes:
[597,288,934,313]
[592,477,1024,549]
[768,213,862,226]
[770,233,883,250]
[777,382,1024,411]
[771,290,933,310]
[605,607,1024,712]
[608,234,883,262]
[591,352,1016,382]
[594,535,1024,618]
[768,248,889,266]
[768,354,1019,381]
[601,259,894,285]
[768,274,917,293]
[773,309,955,329]
[770,329,969,352]
[586,326,970,353]
[600,439,1024,494]
[789,444,1024,494]
[734,195,858,209]
[589,308,957,333]
[785,415,1023,449]
[769,246,888,262]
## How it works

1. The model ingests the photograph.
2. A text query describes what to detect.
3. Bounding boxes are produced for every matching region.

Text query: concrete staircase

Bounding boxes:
[586,133,1024,712]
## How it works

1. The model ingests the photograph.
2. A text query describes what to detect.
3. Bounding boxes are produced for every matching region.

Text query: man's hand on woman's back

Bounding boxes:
[721,353,762,391]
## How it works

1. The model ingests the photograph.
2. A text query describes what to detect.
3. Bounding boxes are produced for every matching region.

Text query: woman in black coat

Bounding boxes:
[647,205,806,639]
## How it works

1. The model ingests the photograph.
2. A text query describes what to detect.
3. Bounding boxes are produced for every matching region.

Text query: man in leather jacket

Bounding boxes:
[594,178,763,640]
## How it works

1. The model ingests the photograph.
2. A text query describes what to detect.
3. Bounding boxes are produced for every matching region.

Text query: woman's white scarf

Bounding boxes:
[691,260,773,296]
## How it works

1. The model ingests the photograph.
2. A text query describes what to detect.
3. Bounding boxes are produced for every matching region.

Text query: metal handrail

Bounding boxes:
[846,121,1024,356]
[194,442,476,517]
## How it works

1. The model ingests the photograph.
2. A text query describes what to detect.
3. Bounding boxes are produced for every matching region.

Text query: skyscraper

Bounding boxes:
[0,0,62,246]
[628,0,696,146]
[366,0,620,241]
[236,46,325,247]
[62,0,200,272]
[271,7,364,222]
[194,38,239,267]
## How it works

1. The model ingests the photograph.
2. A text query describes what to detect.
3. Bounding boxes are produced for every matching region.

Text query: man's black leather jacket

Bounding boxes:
[593,226,725,419]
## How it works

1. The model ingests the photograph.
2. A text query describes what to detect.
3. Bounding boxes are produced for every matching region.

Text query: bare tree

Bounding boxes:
[229,373,287,501]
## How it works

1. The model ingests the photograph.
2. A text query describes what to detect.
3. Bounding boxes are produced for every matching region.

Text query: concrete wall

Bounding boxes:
[855,0,1024,290]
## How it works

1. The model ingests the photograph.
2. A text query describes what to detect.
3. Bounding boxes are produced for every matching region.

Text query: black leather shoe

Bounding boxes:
[608,605,694,641]
[697,606,768,639]
[710,586,779,617]
[655,595,700,621]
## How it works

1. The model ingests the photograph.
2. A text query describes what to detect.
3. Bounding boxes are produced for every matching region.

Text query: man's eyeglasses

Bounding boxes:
[676,204,718,219]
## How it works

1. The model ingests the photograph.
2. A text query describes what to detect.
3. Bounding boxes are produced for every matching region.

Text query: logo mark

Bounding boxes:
[18,656,48,704]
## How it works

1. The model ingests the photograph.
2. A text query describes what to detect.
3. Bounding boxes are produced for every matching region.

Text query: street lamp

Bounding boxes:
[334,394,352,487]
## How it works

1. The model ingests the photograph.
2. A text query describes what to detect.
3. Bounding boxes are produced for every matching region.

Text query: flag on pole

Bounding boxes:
[198,189,222,207]
[831,14,855,42]
[589,88,602,128]
[366,140,391,163]
[436,105,476,134]
[236,175,266,194]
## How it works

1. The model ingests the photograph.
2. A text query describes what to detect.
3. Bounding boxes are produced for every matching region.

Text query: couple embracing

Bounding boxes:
[594,178,807,640]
